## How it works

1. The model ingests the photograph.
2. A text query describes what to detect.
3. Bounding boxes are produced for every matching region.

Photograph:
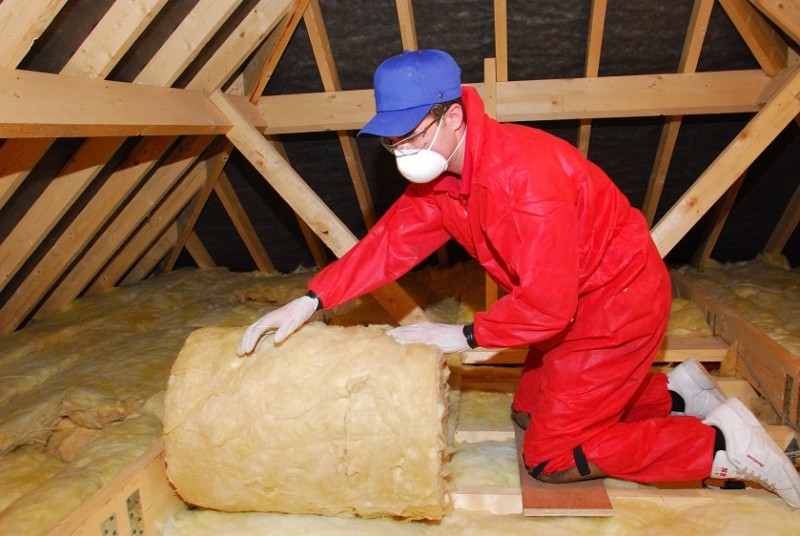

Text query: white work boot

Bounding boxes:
[667,358,726,418]
[703,397,800,508]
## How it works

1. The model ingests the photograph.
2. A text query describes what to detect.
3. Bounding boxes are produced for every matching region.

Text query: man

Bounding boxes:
[238,49,800,506]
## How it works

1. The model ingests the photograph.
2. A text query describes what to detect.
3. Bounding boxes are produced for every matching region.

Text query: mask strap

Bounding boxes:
[445,125,467,166]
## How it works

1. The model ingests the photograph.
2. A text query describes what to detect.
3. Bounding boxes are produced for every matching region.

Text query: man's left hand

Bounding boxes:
[386,322,471,353]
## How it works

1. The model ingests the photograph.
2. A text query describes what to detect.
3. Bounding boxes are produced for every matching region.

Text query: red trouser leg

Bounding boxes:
[513,245,715,483]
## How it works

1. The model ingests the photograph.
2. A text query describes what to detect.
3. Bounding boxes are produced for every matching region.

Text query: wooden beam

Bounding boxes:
[0,68,232,138]
[0,0,68,67]
[691,174,745,269]
[498,70,766,122]
[493,0,509,82]
[305,0,377,229]
[2,68,766,140]
[763,181,800,256]
[253,70,772,133]
[673,271,800,426]
[215,171,277,273]
[642,0,715,226]
[175,3,303,272]
[748,0,800,45]
[483,58,500,309]
[395,0,418,51]
[63,0,171,80]
[719,0,790,76]
[651,65,800,257]
[267,136,330,269]
[163,139,230,273]
[210,90,429,325]
[576,0,608,156]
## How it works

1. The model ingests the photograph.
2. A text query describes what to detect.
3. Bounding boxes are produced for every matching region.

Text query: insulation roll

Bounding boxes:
[164,322,451,520]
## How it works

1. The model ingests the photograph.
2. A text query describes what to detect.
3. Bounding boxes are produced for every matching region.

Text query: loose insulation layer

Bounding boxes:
[164,323,451,520]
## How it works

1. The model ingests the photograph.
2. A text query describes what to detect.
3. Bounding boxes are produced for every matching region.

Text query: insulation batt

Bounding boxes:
[164,322,451,520]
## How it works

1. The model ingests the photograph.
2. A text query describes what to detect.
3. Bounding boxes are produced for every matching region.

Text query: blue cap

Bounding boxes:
[358,49,462,138]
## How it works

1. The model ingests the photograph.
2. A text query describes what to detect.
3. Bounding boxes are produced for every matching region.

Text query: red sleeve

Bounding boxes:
[473,184,580,349]
[307,184,451,310]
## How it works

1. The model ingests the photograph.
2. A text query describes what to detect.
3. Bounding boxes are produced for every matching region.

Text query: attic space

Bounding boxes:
[0,1,797,319]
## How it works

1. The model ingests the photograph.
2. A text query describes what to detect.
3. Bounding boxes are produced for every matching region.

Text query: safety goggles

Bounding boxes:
[379,116,441,155]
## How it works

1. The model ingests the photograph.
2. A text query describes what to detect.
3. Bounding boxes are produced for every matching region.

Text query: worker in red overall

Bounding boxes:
[238,49,800,507]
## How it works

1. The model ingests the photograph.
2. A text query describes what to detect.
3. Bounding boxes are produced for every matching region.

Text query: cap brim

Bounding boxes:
[356,104,431,138]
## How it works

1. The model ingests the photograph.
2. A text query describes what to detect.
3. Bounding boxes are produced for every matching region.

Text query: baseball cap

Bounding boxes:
[357,49,462,138]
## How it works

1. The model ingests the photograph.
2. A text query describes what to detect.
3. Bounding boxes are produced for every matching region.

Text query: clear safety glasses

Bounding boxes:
[379,116,441,155]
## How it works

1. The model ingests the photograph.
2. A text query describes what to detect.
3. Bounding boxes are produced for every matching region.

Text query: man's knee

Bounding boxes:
[528,445,607,483]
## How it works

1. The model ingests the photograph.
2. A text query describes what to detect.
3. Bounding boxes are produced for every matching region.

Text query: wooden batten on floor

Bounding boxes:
[672,271,800,427]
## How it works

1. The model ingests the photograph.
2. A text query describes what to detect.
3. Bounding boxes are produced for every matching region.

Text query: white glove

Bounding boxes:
[237,295,319,355]
[386,322,471,353]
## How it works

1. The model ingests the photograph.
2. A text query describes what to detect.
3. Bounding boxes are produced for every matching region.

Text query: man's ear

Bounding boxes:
[445,103,465,131]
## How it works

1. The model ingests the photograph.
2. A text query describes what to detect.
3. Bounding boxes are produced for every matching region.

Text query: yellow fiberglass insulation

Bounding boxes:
[164,322,451,520]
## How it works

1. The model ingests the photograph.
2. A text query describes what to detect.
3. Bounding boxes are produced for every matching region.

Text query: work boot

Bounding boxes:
[703,397,800,508]
[667,358,726,418]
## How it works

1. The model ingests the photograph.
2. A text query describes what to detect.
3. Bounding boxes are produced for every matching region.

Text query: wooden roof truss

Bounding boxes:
[0,0,797,334]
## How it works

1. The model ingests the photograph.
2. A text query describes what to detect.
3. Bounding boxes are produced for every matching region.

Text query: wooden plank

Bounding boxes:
[0,68,232,138]
[748,0,800,45]
[163,139,230,273]
[45,439,183,536]
[493,0,508,82]
[719,0,790,76]
[215,171,277,273]
[210,90,429,325]
[137,0,243,87]
[165,2,302,271]
[642,0,714,225]
[62,0,170,79]
[0,0,244,312]
[0,0,68,67]
[691,174,745,268]
[305,0,377,229]
[252,70,772,134]
[514,424,613,517]
[763,181,800,256]
[462,335,727,365]
[0,136,126,297]
[576,0,608,156]
[496,70,769,122]
[672,271,800,426]
[651,65,800,257]
[395,0,418,51]
[655,335,728,363]
[186,0,295,93]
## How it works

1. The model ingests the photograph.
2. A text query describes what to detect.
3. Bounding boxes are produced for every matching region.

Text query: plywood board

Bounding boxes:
[514,424,614,517]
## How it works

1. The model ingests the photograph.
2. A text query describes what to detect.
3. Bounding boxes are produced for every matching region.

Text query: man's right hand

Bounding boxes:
[237,294,319,355]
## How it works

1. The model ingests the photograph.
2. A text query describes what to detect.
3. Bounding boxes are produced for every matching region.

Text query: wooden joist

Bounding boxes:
[254,69,772,134]
[461,334,728,365]
[672,271,800,427]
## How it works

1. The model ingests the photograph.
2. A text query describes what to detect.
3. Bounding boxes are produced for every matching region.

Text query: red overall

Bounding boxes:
[308,86,715,483]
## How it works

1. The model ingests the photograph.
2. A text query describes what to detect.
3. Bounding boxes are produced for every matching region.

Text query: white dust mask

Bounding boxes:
[395,119,466,184]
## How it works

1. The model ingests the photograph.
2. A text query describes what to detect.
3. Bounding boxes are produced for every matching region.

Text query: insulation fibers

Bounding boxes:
[164,323,451,520]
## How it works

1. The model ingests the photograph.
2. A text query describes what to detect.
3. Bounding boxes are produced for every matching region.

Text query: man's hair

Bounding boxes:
[429,97,464,120]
